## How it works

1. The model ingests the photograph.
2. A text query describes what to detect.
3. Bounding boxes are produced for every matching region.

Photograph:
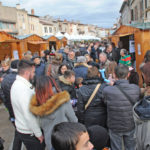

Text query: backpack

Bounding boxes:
[134,96,150,120]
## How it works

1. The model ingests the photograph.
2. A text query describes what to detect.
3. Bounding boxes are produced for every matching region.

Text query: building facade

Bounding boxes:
[0,2,18,35]
[120,0,150,25]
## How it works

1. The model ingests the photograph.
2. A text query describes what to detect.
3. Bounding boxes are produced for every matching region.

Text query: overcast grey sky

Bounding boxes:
[1,0,123,28]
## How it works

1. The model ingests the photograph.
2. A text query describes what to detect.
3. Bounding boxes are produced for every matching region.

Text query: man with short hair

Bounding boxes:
[58,70,76,99]
[63,51,76,69]
[51,122,93,150]
[103,64,140,150]
[99,52,110,70]
[11,59,45,150]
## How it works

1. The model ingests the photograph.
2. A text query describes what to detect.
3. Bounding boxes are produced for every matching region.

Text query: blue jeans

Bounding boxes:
[109,129,136,150]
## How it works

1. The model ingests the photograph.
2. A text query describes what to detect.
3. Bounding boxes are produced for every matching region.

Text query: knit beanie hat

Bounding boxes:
[87,125,109,150]
[10,60,19,71]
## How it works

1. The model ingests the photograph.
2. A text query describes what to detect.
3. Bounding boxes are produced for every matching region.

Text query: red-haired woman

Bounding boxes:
[30,76,77,150]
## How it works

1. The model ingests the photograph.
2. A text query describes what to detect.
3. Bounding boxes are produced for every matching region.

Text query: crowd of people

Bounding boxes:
[0,41,150,150]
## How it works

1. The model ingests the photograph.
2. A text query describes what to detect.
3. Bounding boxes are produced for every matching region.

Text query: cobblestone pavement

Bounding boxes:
[0,104,14,150]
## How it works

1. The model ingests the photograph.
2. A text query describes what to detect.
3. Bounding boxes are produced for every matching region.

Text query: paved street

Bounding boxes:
[0,104,14,150]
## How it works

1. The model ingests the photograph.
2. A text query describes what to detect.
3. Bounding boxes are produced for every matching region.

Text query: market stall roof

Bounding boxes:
[42,35,54,40]
[126,22,150,30]
[15,34,33,40]
[56,32,64,40]
[111,25,139,36]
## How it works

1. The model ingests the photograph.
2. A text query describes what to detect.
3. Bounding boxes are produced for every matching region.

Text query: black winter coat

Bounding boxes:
[1,72,17,118]
[103,80,140,133]
[77,78,107,127]
[58,76,76,99]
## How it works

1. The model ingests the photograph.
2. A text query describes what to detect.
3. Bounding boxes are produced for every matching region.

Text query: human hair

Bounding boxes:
[51,122,87,150]
[141,62,150,85]
[144,50,150,63]
[115,64,129,79]
[128,70,139,85]
[87,66,100,78]
[64,70,75,79]
[23,51,32,60]
[18,59,35,75]
[52,53,63,65]
[1,59,10,67]
[58,63,69,75]
[120,49,127,55]
[99,52,107,58]
[35,76,54,105]
[75,77,83,88]
[105,61,117,78]
[87,125,109,150]
[118,41,123,49]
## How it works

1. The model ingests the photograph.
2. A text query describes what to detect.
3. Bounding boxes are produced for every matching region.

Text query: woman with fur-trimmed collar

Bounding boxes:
[30,76,77,150]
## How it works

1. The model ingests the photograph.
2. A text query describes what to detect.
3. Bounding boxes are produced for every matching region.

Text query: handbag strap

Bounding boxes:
[116,85,134,106]
[85,83,101,110]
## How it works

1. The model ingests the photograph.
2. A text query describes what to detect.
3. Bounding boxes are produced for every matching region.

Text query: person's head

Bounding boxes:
[40,50,45,58]
[144,50,150,63]
[23,51,32,60]
[51,122,93,150]
[140,62,150,86]
[114,64,129,80]
[32,54,41,65]
[128,69,139,85]
[75,77,83,88]
[64,46,70,54]
[18,59,35,82]
[118,41,123,49]
[64,70,75,84]
[105,61,117,79]
[68,51,75,60]
[111,42,116,49]
[87,45,92,52]
[52,53,63,65]
[1,60,10,71]
[99,52,107,63]
[85,54,92,63]
[35,76,54,105]
[87,66,100,79]
[120,49,127,57]
[76,56,87,64]
[58,64,68,75]
[10,59,19,72]
[87,125,109,150]
[106,44,112,53]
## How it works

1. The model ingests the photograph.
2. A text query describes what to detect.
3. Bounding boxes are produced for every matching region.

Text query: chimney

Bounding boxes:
[16,4,20,9]
[31,9,34,15]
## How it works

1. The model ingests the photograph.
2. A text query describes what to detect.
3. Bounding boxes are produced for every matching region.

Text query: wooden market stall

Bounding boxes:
[56,36,68,50]
[16,34,49,55]
[0,40,27,60]
[43,35,58,51]
[110,23,150,86]
[0,31,17,42]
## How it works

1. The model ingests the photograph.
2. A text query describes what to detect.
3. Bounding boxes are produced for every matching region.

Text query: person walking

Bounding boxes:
[30,76,77,150]
[11,59,45,150]
[103,64,140,150]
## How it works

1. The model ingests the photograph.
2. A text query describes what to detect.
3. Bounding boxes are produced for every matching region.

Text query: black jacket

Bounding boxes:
[103,79,140,133]
[58,76,76,99]
[1,71,17,118]
[77,78,107,127]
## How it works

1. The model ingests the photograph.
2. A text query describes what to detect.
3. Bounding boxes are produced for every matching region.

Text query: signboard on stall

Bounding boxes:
[129,40,135,53]
[138,44,141,55]
[13,50,19,59]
